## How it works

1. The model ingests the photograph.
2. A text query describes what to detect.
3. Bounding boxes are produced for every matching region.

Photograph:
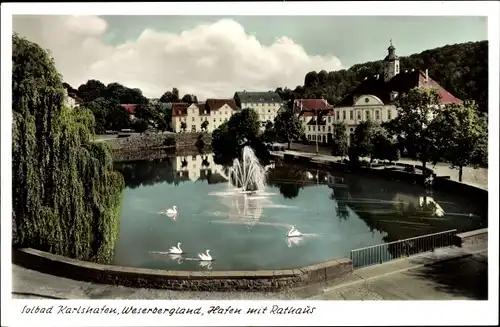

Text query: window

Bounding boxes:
[375,110,380,120]
[192,117,195,121]
[343,111,346,120]
[322,126,325,132]
[268,109,271,113]
[388,110,392,120]
[308,126,311,131]
[357,111,361,120]
[328,126,331,132]
[312,126,315,131]
[214,118,216,122]
[225,118,228,122]
[336,111,339,120]
[220,118,222,122]
[192,155,196,160]
[366,111,370,120]
[328,117,331,123]
[191,125,196,132]
[350,110,354,120]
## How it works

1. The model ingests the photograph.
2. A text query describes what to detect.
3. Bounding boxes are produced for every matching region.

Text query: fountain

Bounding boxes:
[228,146,266,193]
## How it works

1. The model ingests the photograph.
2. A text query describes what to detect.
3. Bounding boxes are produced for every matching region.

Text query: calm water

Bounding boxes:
[113,153,487,271]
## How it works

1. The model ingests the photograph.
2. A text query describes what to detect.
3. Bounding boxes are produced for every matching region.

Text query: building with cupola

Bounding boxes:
[330,40,463,144]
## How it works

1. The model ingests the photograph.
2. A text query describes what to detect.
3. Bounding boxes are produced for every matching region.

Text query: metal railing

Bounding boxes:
[350,229,457,269]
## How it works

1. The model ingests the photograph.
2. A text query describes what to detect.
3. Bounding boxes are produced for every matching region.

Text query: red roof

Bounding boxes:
[121,104,137,114]
[294,99,332,114]
[416,71,462,105]
[206,99,238,111]
[337,70,462,107]
[299,108,334,117]
[171,103,190,117]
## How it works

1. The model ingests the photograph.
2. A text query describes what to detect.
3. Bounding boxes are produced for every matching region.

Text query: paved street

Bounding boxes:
[12,244,487,300]
[314,249,488,300]
[285,142,488,190]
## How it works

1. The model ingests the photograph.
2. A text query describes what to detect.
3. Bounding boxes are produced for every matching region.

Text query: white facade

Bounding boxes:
[171,103,236,133]
[241,101,283,126]
[299,96,398,145]
[63,89,79,109]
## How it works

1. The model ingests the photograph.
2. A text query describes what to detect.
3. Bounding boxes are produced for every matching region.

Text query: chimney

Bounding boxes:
[425,69,429,83]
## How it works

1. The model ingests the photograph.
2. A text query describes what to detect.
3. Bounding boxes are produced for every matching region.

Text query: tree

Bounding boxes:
[180,121,187,132]
[181,94,198,104]
[262,121,277,143]
[435,101,488,181]
[12,34,124,263]
[390,87,443,174]
[331,122,349,158]
[160,87,180,103]
[106,103,130,131]
[78,79,107,103]
[201,120,209,132]
[212,109,267,165]
[351,120,378,162]
[134,119,149,134]
[273,109,304,149]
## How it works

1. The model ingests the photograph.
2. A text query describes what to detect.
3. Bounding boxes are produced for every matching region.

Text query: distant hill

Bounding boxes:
[276,40,488,112]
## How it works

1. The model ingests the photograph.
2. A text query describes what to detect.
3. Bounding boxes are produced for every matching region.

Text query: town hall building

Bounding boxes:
[298,41,463,145]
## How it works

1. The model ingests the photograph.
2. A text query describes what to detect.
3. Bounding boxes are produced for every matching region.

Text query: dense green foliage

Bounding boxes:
[434,101,488,181]
[64,81,198,133]
[212,109,270,165]
[331,122,349,157]
[273,110,304,149]
[12,34,124,263]
[276,41,488,113]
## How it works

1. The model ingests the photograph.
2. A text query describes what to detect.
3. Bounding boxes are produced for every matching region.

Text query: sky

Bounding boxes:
[12,15,487,100]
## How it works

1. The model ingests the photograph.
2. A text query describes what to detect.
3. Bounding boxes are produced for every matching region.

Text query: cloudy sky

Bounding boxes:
[13,15,486,100]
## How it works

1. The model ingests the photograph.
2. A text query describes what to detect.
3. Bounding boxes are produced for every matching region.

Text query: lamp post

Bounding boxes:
[315,108,319,155]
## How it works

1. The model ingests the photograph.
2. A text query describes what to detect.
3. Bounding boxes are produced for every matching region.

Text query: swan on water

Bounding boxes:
[169,242,183,254]
[287,225,302,238]
[165,206,178,216]
[198,249,213,261]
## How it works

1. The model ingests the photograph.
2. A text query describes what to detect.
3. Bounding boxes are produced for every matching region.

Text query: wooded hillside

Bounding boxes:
[276,40,488,113]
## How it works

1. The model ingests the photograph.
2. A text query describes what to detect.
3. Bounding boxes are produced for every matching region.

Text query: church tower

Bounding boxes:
[383,39,400,82]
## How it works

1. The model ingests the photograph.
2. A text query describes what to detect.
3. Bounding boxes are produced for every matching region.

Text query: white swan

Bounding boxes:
[165,206,178,216]
[198,249,213,261]
[287,225,302,238]
[169,242,183,254]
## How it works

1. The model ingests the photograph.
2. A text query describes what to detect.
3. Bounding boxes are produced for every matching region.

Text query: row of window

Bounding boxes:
[244,102,281,107]
[303,109,392,122]
[307,125,356,133]
[307,134,327,142]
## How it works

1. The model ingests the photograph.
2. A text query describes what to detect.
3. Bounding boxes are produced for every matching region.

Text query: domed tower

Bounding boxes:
[383,39,400,82]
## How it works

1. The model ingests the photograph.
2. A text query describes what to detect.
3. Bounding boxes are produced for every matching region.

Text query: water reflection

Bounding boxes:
[286,236,304,248]
[114,153,487,271]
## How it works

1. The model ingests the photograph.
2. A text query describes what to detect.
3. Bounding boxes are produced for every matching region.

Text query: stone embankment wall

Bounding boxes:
[455,228,488,247]
[13,248,352,292]
[106,133,212,162]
